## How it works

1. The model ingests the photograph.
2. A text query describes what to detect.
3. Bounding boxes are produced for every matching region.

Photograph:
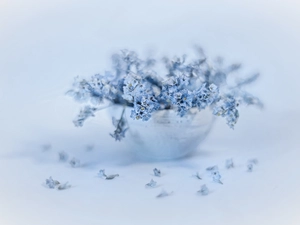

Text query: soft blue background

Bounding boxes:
[0,1,300,224]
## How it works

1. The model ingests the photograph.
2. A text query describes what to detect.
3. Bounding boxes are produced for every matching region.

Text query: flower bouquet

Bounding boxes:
[67,48,262,159]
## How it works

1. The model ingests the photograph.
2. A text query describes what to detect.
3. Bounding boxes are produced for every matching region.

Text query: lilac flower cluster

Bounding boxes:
[213,96,239,129]
[68,48,262,140]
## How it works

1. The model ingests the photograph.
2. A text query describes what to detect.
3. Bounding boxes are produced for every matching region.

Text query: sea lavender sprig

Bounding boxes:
[68,48,262,140]
[110,108,128,141]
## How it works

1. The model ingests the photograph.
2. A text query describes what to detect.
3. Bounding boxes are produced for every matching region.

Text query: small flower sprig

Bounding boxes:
[67,48,262,140]
[97,169,119,180]
[145,179,157,188]
[44,177,71,190]
[110,108,128,141]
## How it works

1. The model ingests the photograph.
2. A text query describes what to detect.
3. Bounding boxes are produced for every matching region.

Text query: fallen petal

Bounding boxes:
[145,179,157,188]
[156,189,173,198]
[153,168,161,177]
[198,184,209,195]
[57,182,71,190]
[105,174,119,180]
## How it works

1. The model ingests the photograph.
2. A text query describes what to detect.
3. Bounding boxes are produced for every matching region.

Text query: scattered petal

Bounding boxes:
[98,169,119,180]
[110,108,128,141]
[213,96,239,129]
[226,158,234,169]
[153,168,161,177]
[57,182,71,190]
[145,179,157,188]
[156,189,173,198]
[212,171,223,184]
[45,176,60,189]
[68,49,261,141]
[73,105,98,127]
[58,151,68,162]
[106,174,119,180]
[198,185,209,196]
[247,163,253,172]
[193,172,202,180]
[98,169,107,178]
[69,158,80,168]
[206,166,218,172]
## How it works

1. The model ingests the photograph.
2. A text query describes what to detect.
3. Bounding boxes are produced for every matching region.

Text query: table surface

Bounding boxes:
[0,110,299,225]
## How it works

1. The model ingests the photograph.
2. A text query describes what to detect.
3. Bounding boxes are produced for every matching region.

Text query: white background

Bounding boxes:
[0,0,300,224]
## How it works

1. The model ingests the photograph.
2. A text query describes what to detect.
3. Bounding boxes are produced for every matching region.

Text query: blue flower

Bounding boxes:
[226,158,234,169]
[198,185,209,195]
[73,106,97,127]
[206,165,218,172]
[156,189,173,198]
[193,172,202,180]
[98,169,119,180]
[153,168,161,177]
[213,96,239,129]
[67,77,92,102]
[98,169,107,178]
[212,171,223,184]
[58,151,68,162]
[171,90,193,117]
[193,83,219,110]
[145,179,157,188]
[110,109,128,141]
[122,74,140,102]
[45,177,59,189]
[130,95,160,121]
[69,158,80,168]
[68,48,261,141]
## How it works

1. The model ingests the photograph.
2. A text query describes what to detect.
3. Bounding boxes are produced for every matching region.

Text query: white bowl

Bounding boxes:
[124,107,215,160]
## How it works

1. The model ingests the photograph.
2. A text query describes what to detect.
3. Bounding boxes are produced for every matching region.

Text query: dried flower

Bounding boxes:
[58,151,68,162]
[226,158,234,169]
[73,105,97,127]
[68,48,261,140]
[153,168,161,177]
[130,94,160,121]
[206,165,218,172]
[45,176,60,189]
[57,182,71,190]
[247,158,258,172]
[247,163,253,172]
[69,158,80,168]
[212,171,223,184]
[122,74,141,102]
[193,172,202,180]
[110,108,128,141]
[198,185,209,195]
[145,179,157,188]
[156,189,173,198]
[105,174,119,180]
[193,83,219,110]
[98,169,107,178]
[213,96,239,129]
[45,177,71,190]
[98,169,119,180]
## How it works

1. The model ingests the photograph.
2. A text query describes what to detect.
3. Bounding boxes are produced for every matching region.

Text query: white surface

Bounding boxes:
[1,0,300,224]
[1,111,300,225]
